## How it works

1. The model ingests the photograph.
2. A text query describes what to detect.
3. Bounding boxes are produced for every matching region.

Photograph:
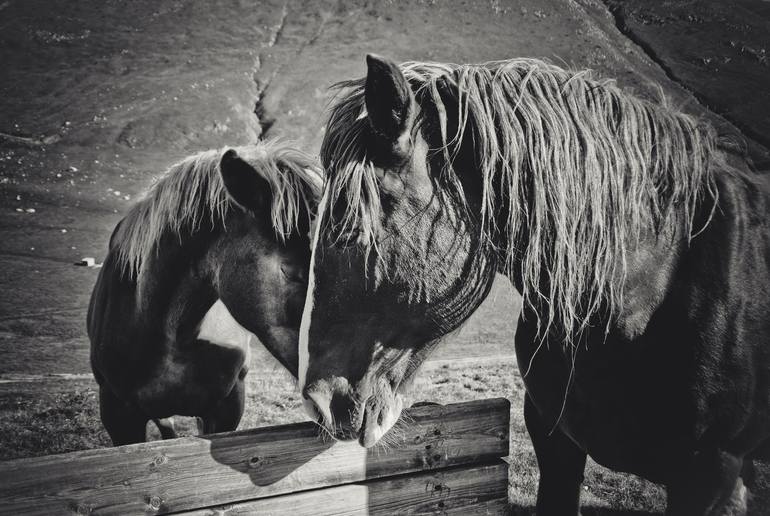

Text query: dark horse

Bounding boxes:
[299,55,770,514]
[88,140,321,445]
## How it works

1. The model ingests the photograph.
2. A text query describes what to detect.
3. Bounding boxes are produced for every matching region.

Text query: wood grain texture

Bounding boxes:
[0,398,509,515]
[180,461,509,516]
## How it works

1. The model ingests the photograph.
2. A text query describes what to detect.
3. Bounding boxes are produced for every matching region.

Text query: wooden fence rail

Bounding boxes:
[0,398,510,515]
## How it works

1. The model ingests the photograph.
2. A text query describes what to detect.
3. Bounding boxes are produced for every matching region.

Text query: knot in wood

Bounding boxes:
[150,454,168,468]
[148,495,163,511]
[425,479,451,498]
[419,442,446,468]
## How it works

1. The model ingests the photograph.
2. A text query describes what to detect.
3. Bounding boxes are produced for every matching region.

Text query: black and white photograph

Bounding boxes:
[1,0,769,514]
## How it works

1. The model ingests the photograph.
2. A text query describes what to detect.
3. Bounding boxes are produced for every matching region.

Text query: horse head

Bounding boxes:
[299,55,495,447]
[213,144,322,376]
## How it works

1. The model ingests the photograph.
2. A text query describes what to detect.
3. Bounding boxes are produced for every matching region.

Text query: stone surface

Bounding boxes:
[5,0,763,372]
[2,0,702,373]
[607,0,770,167]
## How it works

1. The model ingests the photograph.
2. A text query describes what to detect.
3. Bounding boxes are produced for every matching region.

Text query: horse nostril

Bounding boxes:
[301,385,312,401]
[303,390,333,427]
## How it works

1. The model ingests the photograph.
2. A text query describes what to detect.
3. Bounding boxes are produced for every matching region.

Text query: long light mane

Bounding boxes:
[115,139,322,278]
[321,58,719,343]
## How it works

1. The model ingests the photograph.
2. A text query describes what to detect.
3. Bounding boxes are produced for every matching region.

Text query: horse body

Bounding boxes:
[90,222,251,420]
[88,142,320,444]
[302,54,770,514]
[519,167,770,489]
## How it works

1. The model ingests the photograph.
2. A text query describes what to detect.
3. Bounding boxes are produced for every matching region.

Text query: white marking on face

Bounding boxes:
[197,299,254,366]
[298,188,330,395]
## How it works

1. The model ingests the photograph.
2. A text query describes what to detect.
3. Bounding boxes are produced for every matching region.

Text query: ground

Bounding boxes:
[1,0,769,514]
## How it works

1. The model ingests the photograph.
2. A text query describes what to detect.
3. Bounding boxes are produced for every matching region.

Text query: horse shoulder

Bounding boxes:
[88,247,147,396]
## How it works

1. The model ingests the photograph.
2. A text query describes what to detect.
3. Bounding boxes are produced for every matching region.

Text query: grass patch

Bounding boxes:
[0,383,110,459]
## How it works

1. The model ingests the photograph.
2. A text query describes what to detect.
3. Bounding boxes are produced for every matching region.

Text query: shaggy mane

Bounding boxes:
[115,139,322,278]
[321,58,719,343]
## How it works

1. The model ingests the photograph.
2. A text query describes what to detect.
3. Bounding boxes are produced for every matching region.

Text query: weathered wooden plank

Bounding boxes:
[0,398,509,515]
[180,461,509,516]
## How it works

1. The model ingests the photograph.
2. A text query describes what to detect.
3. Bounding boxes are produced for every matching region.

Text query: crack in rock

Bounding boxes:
[267,3,289,48]
[251,2,289,139]
[253,75,276,138]
[298,10,329,53]
[603,3,696,103]
[251,4,328,140]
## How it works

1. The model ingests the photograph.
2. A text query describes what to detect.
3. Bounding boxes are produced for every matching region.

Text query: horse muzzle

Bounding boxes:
[302,381,403,448]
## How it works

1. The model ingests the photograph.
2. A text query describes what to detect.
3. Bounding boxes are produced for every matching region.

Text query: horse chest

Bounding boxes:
[134,300,255,415]
[515,326,704,480]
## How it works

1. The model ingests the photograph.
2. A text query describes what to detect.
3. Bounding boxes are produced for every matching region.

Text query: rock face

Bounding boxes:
[0,1,766,377]
[607,0,770,167]
[0,0,288,374]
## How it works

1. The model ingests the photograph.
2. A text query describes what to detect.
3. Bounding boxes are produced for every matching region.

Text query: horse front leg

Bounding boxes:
[525,394,587,515]
[99,385,149,445]
[153,417,178,439]
[200,375,246,435]
[666,449,746,516]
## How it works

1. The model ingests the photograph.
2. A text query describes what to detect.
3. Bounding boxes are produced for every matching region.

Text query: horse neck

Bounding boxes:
[428,189,500,334]
[135,226,219,344]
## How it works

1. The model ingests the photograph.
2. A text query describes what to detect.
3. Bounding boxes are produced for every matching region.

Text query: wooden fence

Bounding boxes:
[0,398,510,515]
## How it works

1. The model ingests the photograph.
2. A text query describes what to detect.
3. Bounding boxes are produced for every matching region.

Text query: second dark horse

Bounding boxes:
[88,141,320,444]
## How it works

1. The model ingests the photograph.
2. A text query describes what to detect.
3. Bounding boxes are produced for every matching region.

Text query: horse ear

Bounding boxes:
[220,149,270,212]
[365,54,414,142]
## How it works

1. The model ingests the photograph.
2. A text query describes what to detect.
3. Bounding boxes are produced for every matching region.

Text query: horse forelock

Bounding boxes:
[321,57,720,344]
[114,139,322,279]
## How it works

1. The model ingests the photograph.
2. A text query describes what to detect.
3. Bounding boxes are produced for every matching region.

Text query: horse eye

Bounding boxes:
[280,264,306,284]
[325,219,362,248]
[335,227,363,248]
